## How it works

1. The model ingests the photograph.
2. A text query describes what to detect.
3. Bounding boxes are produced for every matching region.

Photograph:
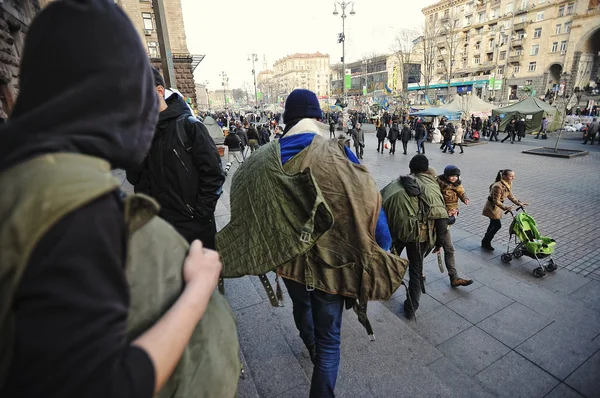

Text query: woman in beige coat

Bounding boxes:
[481,169,529,250]
[452,120,465,154]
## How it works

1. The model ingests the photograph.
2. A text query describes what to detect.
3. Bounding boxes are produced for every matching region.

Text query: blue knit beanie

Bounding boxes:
[283,89,322,124]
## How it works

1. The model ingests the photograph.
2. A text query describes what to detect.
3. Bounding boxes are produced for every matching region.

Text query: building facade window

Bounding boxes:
[551,42,558,52]
[521,0,528,9]
[566,3,574,14]
[478,11,486,23]
[536,11,544,21]
[555,24,561,34]
[142,12,154,31]
[506,3,513,13]
[498,66,504,75]
[528,61,536,72]
[513,65,520,74]
[474,55,481,64]
[531,44,539,55]
[564,21,571,33]
[558,5,565,17]
[475,43,481,50]
[534,28,542,38]
[560,41,567,52]
[147,41,159,57]
[500,50,507,60]
[525,79,533,85]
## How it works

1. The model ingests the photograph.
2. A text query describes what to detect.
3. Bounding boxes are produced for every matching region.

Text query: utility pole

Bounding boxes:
[151,0,177,88]
[333,1,356,106]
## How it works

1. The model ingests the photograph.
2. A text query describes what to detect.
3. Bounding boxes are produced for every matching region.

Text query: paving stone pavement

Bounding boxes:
[112,125,600,397]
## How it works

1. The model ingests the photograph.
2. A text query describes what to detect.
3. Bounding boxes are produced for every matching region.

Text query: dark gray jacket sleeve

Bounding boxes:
[190,121,225,217]
[434,218,448,249]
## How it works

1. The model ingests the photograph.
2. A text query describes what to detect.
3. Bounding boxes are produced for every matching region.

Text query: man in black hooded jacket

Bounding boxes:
[0,1,223,397]
[127,69,225,249]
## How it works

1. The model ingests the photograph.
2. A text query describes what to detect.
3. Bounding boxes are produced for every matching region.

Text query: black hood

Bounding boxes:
[0,0,158,171]
[157,94,192,128]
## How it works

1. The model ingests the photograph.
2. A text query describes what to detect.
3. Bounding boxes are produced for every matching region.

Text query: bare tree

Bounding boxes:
[439,14,462,101]
[415,22,441,104]
[391,28,419,92]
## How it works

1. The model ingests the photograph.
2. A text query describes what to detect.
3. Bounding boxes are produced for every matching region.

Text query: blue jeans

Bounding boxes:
[417,139,425,154]
[283,278,344,398]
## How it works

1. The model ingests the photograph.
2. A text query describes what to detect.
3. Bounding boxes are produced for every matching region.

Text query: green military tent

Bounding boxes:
[492,96,558,133]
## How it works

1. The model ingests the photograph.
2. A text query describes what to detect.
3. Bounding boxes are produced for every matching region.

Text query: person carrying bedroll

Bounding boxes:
[0,1,240,397]
[216,89,408,398]
[126,68,225,249]
[381,155,449,319]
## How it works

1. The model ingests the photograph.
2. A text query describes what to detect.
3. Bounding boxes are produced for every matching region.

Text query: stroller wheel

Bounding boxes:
[501,254,513,263]
[513,249,523,259]
[547,260,557,272]
[533,267,546,278]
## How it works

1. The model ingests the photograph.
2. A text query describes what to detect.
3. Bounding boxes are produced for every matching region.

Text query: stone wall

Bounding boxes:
[151,56,197,106]
[0,0,39,118]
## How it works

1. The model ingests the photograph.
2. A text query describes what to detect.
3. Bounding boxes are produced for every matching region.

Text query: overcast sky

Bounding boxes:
[181,0,440,91]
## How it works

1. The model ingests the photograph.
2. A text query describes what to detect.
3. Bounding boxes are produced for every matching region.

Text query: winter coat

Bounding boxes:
[127,95,225,224]
[247,126,259,141]
[237,128,249,146]
[516,120,526,137]
[224,131,243,151]
[376,126,387,140]
[437,175,468,212]
[400,126,412,142]
[482,179,523,220]
[455,126,465,144]
[388,124,400,141]
[352,127,365,147]
[505,122,516,134]
[415,124,427,141]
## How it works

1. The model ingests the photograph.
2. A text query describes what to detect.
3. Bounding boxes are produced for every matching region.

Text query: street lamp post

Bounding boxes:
[219,71,229,120]
[248,54,259,109]
[202,80,210,110]
[362,59,371,98]
[333,1,355,106]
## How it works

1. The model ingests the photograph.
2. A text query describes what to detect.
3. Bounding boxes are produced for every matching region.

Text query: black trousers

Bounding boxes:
[394,241,429,313]
[389,140,397,153]
[501,132,515,143]
[377,139,385,152]
[401,141,408,154]
[173,216,217,249]
[483,219,502,243]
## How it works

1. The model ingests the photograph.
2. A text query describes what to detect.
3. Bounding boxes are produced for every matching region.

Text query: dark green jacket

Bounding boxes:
[0,153,240,397]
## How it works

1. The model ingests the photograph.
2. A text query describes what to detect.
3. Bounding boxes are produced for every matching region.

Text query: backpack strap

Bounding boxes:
[175,115,200,153]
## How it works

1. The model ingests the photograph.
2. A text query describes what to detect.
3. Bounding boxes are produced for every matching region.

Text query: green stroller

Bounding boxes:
[500,207,557,278]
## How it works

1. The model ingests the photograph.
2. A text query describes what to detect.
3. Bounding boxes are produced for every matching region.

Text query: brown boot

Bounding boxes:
[451,277,473,287]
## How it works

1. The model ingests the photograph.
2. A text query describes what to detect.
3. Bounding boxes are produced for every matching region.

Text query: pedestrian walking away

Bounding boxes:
[415,120,427,154]
[126,68,225,249]
[536,117,548,139]
[217,89,408,398]
[516,118,526,142]
[583,117,599,144]
[437,166,473,287]
[223,127,244,175]
[0,2,239,397]
[388,121,400,154]
[400,123,412,155]
[381,155,448,319]
[481,169,529,251]
[376,123,387,153]
[452,120,465,154]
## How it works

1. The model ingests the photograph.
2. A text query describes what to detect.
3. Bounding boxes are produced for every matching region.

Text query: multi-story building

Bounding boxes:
[114,0,202,106]
[331,55,390,97]
[268,52,331,98]
[418,0,600,103]
[0,1,40,118]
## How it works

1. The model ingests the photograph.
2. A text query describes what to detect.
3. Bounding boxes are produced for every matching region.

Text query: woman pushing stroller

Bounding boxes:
[481,169,529,251]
